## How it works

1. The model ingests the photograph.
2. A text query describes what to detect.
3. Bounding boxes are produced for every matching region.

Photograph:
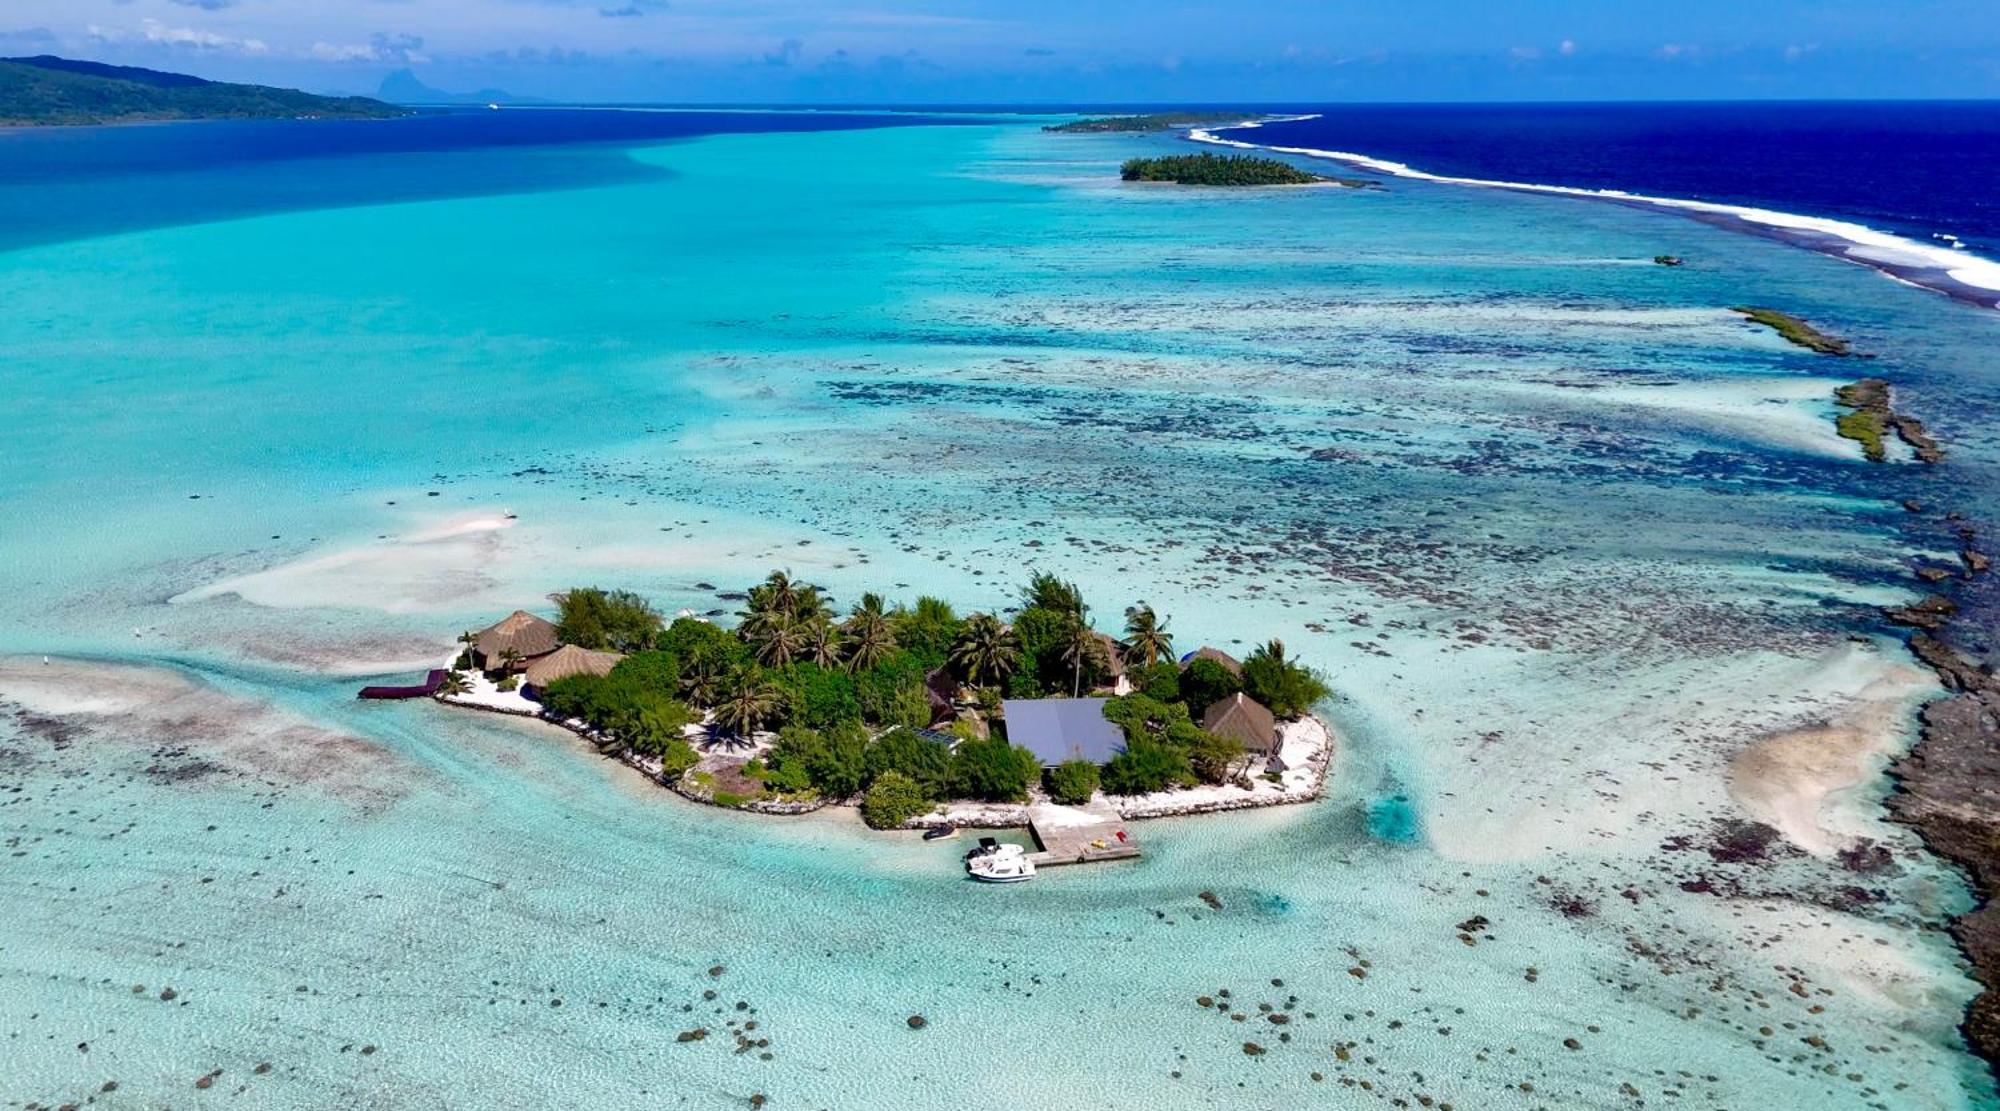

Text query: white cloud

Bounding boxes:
[1559,38,1576,56]
[1509,45,1540,61]
[1784,43,1820,61]
[139,19,268,54]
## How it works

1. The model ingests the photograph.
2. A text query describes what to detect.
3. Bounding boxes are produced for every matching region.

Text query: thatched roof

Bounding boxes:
[1202,692,1277,752]
[1092,631,1126,678]
[524,644,625,688]
[475,610,561,665]
[1181,646,1243,677]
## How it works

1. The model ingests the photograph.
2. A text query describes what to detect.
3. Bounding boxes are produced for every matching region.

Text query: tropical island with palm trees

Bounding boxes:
[421,570,1337,832]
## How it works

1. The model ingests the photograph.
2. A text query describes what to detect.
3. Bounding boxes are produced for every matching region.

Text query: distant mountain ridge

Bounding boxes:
[378,69,537,107]
[0,55,407,126]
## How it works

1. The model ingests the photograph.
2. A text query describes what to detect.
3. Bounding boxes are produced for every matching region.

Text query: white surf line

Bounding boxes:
[1189,120,2000,310]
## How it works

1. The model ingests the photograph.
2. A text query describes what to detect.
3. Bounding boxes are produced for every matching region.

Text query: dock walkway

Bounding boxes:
[1026,799,1140,867]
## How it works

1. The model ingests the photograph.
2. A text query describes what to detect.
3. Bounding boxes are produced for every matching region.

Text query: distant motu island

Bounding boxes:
[1044,111,1256,133]
[1121,152,1378,189]
[0,55,406,127]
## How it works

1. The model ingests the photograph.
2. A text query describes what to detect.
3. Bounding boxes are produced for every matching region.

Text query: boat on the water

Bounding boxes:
[923,823,958,841]
[965,842,1035,883]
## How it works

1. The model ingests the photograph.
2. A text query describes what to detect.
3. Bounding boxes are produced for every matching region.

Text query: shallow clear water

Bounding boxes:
[3,117,2000,1109]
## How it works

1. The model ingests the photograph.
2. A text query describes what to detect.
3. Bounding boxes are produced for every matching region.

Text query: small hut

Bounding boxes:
[472,610,561,672]
[1202,692,1278,756]
[1091,631,1132,694]
[1180,646,1243,677]
[523,645,625,693]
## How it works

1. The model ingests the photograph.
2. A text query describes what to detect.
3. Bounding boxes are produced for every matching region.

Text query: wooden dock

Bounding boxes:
[1026,799,1140,868]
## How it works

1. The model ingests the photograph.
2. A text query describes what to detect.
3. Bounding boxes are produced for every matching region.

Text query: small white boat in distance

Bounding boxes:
[966,843,1036,884]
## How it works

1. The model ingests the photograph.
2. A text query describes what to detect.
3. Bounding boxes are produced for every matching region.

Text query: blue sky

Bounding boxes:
[4,1,1997,103]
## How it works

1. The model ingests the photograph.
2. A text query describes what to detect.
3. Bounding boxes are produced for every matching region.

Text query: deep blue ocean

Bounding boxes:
[1245,101,2000,253]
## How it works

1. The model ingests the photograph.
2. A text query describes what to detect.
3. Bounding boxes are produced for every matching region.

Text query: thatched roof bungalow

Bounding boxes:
[1202,692,1278,755]
[473,610,561,671]
[1180,646,1243,677]
[523,644,625,691]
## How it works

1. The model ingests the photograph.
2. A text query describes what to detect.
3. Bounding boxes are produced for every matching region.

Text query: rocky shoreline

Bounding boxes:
[1846,376,2000,1071]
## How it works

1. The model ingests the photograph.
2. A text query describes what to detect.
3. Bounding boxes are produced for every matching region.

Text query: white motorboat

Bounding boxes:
[965,842,1036,883]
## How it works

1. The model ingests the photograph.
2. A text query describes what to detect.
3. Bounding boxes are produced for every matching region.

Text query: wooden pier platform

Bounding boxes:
[1026,799,1140,867]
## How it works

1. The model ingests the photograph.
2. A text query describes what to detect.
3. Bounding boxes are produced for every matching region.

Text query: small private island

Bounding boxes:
[0,55,406,127]
[366,571,1336,880]
[1121,152,1376,189]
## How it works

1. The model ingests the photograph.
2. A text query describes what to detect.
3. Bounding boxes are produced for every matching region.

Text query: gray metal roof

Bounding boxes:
[1002,697,1125,766]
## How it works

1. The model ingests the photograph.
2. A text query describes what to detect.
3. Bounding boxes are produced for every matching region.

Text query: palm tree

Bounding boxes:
[1121,604,1174,667]
[949,613,1020,688]
[791,584,832,626]
[748,612,806,668]
[455,630,479,669]
[496,647,523,676]
[754,570,798,616]
[680,656,725,708]
[437,670,470,697]
[802,616,842,668]
[1060,622,1108,698]
[1021,571,1085,618]
[713,669,781,742]
[842,594,897,672]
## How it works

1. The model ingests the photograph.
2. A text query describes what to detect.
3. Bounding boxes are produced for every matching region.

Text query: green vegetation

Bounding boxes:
[1093,693,1243,794]
[1046,759,1101,805]
[555,587,663,652]
[1835,409,1887,463]
[861,771,932,829]
[1240,639,1332,720]
[946,736,1042,803]
[1178,657,1241,717]
[520,568,1330,819]
[1732,306,1852,356]
[1121,153,1325,186]
[1044,112,1248,133]
[0,55,407,127]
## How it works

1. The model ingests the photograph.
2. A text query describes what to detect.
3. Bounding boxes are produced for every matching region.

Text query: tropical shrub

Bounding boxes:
[891,596,963,666]
[1178,657,1241,716]
[1187,731,1246,785]
[610,650,682,694]
[861,771,931,829]
[855,650,929,723]
[776,662,863,731]
[1241,640,1331,720]
[1046,759,1100,805]
[555,587,663,652]
[1131,661,1182,703]
[652,738,701,781]
[1102,740,1195,795]
[864,728,952,797]
[947,736,1041,803]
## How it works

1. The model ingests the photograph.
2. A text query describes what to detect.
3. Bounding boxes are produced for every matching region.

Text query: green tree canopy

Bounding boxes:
[555,587,663,652]
[1102,740,1195,795]
[1241,639,1331,720]
[860,771,932,829]
[1046,759,1101,806]
[1178,657,1241,717]
[864,727,953,797]
[947,736,1042,803]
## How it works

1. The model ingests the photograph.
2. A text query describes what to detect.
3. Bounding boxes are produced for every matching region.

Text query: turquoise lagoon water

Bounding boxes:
[5,118,2000,1108]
